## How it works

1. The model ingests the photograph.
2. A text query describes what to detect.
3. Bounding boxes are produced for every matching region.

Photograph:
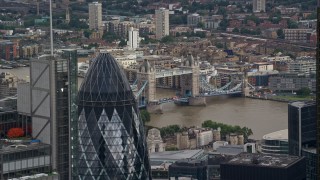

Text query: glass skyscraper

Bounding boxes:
[75,53,151,179]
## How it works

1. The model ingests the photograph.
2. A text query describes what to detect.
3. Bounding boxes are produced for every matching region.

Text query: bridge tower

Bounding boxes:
[137,59,156,103]
[180,53,200,97]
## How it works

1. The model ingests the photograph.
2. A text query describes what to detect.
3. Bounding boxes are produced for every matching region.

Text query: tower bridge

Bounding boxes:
[134,54,254,112]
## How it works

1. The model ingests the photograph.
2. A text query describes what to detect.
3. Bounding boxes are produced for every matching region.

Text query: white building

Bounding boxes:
[196,129,213,147]
[288,58,316,75]
[89,2,102,30]
[187,13,202,27]
[253,0,266,13]
[155,8,169,40]
[127,27,140,50]
[114,54,137,68]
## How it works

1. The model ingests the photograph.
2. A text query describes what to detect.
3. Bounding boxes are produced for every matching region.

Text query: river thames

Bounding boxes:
[148,89,288,140]
[2,67,288,140]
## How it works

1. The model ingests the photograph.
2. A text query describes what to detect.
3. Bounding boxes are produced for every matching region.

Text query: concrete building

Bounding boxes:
[288,101,318,179]
[283,29,311,43]
[268,73,316,92]
[187,13,203,27]
[88,2,102,31]
[127,27,139,50]
[155,8,169,40]
[30,50,78,180]
[253,0,266,13]
[0,141,52,179]
[0,40,18,61]
[221,153,306,180]
[169,159,207,180]
[147,128,166,153]
[261,129,288,154]
[287,58,316,76]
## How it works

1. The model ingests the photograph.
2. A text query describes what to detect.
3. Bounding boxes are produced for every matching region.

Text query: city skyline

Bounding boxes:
[0,0,318,179]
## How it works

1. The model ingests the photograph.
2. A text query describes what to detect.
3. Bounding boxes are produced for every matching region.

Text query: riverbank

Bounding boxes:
[246,95,314,103]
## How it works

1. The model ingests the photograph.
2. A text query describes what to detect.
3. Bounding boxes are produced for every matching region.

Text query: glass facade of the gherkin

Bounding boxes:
[76,53,151,180]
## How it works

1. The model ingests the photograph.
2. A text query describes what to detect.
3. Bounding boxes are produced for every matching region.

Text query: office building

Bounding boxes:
[288,101,318,179]
[261,129,289,154]
[187,13,203,27]
[76,53,151,179]
[168,159,207,180]
[221,153,306,180]
[88,2,102,31]
[0,40,18,61]
[268,73,316,92]
[288,101,316,156]
[0,141,52,179]
[283,29,312,43]
[288,58,316,76]
[253,0,266,13]
[127,27,139,50]
[30,50,78,180]
[155,8,169,40]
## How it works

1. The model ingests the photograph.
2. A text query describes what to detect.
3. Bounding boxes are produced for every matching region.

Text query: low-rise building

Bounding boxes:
[268,73,316,92]
[283,29,312,43]
[221,153,306,180]
[261,129,288,154]
[0,141,52,179]
[187,13,203,27]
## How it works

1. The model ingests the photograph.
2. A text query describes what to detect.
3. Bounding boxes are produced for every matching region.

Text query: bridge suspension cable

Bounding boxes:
[135,80,148,98]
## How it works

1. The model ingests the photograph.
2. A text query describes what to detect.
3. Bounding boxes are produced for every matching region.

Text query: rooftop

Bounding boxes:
[290,101,315,108]
[225,152,303,168]
[0,140,50,154]
[216,145,244,156]
[150,149,204,163]
[262,129,288,141]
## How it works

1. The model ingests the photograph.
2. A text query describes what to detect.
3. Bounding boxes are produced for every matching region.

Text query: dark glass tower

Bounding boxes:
[76,53,151,179]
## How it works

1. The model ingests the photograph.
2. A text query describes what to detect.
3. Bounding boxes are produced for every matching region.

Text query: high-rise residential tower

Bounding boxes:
[89,2,102,31]
[128,27,139,50]
[155,8,169,40]
[30,50,77,180]
[253,0,266,13]
[76,53,151,179]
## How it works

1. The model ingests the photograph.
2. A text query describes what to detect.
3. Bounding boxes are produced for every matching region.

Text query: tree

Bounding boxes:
[83,30,92,39]
[118,39,127,47]
[297,87,311,97]
[161,35,175,43]
[277,29,284,39]
[7,128,24,139]
[197,22,205,28]
[232,27,239,33]
[140,110,150,124]
[287,19,298,29]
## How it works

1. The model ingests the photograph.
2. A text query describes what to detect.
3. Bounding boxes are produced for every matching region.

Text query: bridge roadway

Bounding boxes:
[155,68,192,78]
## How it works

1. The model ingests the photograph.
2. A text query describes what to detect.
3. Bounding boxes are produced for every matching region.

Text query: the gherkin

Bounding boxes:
[76,53,151,180]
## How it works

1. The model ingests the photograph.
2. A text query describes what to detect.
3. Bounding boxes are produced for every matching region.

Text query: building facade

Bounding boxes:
[128,27,139,50]
[288,101,318,179]
[187,13,203,27]
[253,0,266,13]
[89,2,102,31]
[283,29,311,43]
[155,8,169,40]
[268,73,316,92]
[221,153,306,180]
[30,50,77,180]
[260,129,288,154]
[288,101,316,156]
[76,53,151,179]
